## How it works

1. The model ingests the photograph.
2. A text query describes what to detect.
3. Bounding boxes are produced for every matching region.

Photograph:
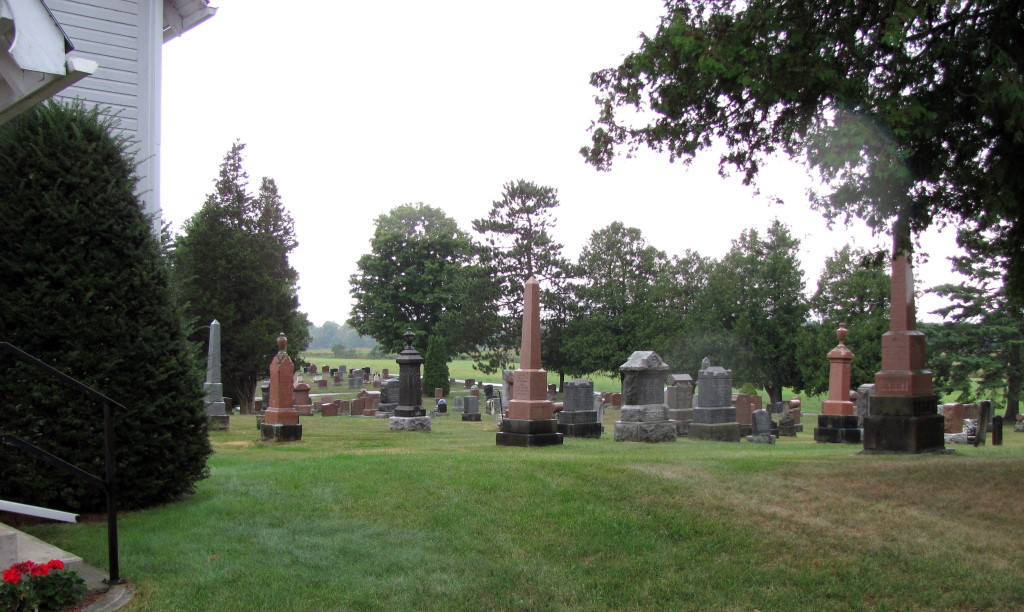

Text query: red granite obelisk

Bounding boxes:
[813,326,861,443]
[496,277,564,447]
[260,334,303,442]
[862,237,943,453]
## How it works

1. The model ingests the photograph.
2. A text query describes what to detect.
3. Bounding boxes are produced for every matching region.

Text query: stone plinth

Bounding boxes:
[389,415,432,432]
[496,418,563,446]
[462,395,482,421]
[613,351,676,443]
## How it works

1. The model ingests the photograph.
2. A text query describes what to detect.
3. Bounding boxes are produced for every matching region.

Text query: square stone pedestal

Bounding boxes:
[207,415,230,431]
[814,414,862,444]
[260,423,302,442]
[688,422,741,442]
[861,395,944,453]
[389,416,432,432]
[496,418,564,447]
[556,410,602,438]
[462,412,481,422]
[613,420,677,442]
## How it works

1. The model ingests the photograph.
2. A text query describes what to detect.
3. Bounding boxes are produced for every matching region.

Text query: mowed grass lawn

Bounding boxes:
[24,412,1024,611]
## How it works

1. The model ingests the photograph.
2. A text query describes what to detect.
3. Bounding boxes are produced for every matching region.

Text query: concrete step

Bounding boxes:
[0,522,108,592]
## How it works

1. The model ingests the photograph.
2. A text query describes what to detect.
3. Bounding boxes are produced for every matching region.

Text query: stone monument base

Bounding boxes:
[862,398,944,453]
[207,415,230,431]
[613,420,677,443]
[389,416,432,432]
[496,418,564,447]
[814,414,862,443]
[746,433,776,444]
[462,413,481,422]
[556,410,602,438]
[688,422,741,442]
[260,423,302,442]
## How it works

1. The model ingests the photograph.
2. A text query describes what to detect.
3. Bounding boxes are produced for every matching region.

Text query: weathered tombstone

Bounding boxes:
[665,374,694,436]
[362,390,381,416]
[462,395,481,421]
[855,384,874,429]
[746,407,776,444]
[733,393,755,433]
[293,379,313,416]
[484,384,494,399]
[317,397,340,417]
[338,365,347,375]
[378,378,400,417]
[454,396,465,413]
[434,387,445,399]
[688,359,741,442]
[502,370,514,409]
[815,326,862,444]
[261,334,302,442]
[333,373,342,387]
[317,376,329,388]
[350,395,365,416]
[613,351,676,443]
[1015,413,1024,433]
[433,397,448,416]
[203,319,230,431]
[942,403,966,434]
[496,277,563,447]
[862,238,944,453]
[390,329,431,432]
[557,378,602,438]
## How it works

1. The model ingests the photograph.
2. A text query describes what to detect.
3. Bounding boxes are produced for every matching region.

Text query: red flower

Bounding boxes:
[30,564,50,577]
[2,567,20,584]
[47,559,65,570]
[12,561,34,574]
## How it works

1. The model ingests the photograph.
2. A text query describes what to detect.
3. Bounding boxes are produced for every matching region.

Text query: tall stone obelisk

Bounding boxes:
[862,238,943,453]
[204,320,229,430]
[260,334,303,442]
[496,277,564,447]
[389,329,431,431]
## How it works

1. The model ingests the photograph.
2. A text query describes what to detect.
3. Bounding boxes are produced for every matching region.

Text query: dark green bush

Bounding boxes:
[0,101,211,512]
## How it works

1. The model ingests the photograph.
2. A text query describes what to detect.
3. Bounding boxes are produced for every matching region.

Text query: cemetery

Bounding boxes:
[3,2,1023,610]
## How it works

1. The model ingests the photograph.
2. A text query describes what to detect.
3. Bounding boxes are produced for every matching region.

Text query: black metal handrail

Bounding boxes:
[0,342,125,584]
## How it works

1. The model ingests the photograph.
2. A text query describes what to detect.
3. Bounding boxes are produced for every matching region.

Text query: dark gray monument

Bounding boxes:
[557,378,602,438]
[689,359,741,442]
[389,329,431,431]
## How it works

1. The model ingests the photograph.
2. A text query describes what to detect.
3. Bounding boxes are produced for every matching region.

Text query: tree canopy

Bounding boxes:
[583,0,1024,296]
[172,142,310,411]
[348,203,480,354]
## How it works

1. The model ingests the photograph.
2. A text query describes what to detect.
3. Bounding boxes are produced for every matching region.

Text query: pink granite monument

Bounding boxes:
[261,334,302,442]
[814,326,862,443]
[862,237,944,453]
[496,277,564,447]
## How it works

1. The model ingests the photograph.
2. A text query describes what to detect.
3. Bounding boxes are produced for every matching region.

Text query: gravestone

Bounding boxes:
[942,403,966,434]
[389,330,431,432]
[502,370,514,410]
[378,378,400,416]
[1015,413,1024,433]
[733,393,755,435]
[260,334,302,442]
[496,277,563,447]
[992,415,1004,446]
[462,395,481,421]
[317,397,341,417]
[688,359,741,442]
[665,373,694,436]
[815,327,862,444]
[747,407,776,444]
[613,351,676,443]
[973,400,992,447]
[362,390,380,416]
[432,397,448,417]
[293,379,313,416]
[454,396,465,413]
[862,239,944,453]
[203,319,230,431]
[557,378,602,438]
[855,384,874,428]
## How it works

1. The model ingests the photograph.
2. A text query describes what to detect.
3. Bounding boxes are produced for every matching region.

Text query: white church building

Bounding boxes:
[0,0,216,219]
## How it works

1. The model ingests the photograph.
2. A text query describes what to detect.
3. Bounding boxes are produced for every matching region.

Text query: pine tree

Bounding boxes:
[422,335,451,398]
[172,142,310,412]
[0,101,211,512]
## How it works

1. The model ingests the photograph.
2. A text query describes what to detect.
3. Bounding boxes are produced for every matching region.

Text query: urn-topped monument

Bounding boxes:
[389,329,431,431]
[260,334,302,442]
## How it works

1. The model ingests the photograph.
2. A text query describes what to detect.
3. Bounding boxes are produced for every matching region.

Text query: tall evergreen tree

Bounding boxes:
[471,179,574,374]
[0,101,211,512]
[172,142,310,412]
[422,335,451,399]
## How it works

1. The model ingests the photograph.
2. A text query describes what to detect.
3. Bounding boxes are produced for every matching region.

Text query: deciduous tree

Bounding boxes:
[349,204,479,353]
[583,0,1024,298]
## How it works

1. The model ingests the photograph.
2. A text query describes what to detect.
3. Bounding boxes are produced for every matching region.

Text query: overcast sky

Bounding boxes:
[160,0,963,328]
